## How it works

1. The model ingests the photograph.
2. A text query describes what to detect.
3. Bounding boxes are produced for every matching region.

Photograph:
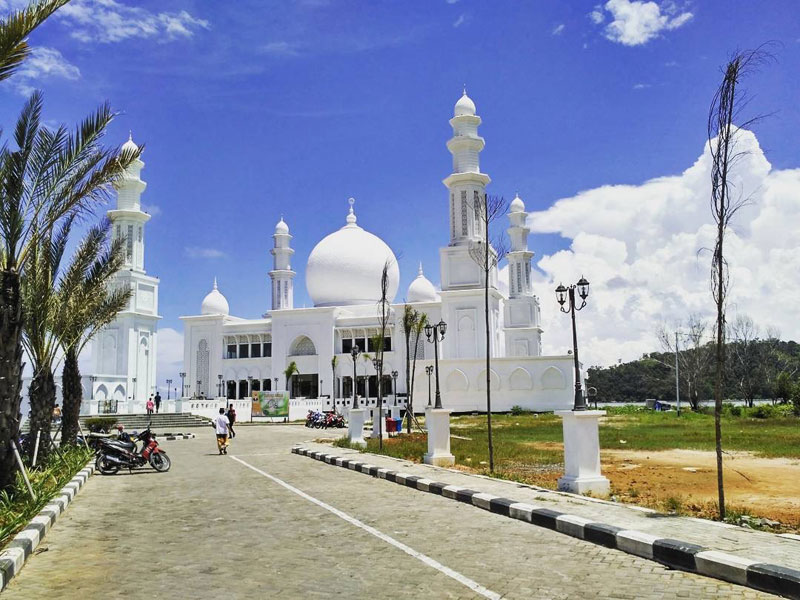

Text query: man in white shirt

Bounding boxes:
[215,408,231,455]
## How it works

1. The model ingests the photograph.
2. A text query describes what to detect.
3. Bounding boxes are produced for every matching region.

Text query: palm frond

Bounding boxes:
[0,1,71,82]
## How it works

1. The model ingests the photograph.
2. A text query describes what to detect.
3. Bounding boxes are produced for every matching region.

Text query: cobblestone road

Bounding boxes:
[3,426,778,599]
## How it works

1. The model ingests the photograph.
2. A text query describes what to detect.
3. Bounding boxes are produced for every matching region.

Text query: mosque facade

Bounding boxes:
[180,92,574,413]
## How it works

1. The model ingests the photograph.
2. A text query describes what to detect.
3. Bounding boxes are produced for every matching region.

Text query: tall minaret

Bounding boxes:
[444,88,490,248]
[269,217,295,310]
[503,193,542,357]
[90,133,161,411]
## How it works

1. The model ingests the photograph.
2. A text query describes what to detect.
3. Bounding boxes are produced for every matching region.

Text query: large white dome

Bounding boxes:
[306,200,399,307]
[201,278,229,315]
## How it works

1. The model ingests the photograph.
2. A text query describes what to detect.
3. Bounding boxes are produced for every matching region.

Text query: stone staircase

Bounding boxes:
[79,412,211,431]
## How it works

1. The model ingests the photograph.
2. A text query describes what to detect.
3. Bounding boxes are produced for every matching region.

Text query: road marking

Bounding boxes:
[230,455,502,600]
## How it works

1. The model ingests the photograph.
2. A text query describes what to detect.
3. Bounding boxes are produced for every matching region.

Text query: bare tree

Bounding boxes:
[409,312,427,433]
[728,314,761,408]
[707,47,771,520]
[469,194,508,472]
[657,314,712,411]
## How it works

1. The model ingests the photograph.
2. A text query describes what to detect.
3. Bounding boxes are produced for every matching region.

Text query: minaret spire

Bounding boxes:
[269,216,295,310]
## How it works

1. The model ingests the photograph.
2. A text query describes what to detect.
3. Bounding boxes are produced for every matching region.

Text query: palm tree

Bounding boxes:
[284,361,299,396]
[56,221,130,446]
[0,0,70,83]
[20,218,73,458]
[409,312,428,431]
[401,305,418,433]
[0,92,139,490]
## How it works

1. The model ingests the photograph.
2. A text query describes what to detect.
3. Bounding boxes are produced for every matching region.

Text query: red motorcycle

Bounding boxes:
[95,427,171,474]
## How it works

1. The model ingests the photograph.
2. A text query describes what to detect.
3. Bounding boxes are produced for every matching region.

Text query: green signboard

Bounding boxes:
[253,391,289,418]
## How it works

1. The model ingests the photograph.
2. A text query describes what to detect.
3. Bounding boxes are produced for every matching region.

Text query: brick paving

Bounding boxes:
[2,426,780,599]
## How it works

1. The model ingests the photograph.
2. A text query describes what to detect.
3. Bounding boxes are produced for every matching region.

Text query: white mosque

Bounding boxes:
[180,91,575,414]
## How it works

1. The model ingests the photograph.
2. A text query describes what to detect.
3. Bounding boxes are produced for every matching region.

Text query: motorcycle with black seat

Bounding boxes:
[95,426,171,475]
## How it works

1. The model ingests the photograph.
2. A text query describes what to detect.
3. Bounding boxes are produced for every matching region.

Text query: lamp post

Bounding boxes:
[89,375,97,400]
[424,319,447,409]
[166,379,172,400]
[273,377,278,394]
[391,370,398,405]
[425,365,433,406]
[372,357,382,399]
[196,380,201,399]
[179,372,186,398]
[351,345,360,408]
[218,374,223,397]
[247,375,253,398]
[555,276,590,411]
[131,377,136,403]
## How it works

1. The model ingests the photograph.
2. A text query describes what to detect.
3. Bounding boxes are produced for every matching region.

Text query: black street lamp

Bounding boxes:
[89,375,97,400]
[247,375,254,398]
[131,377,137,402]
[425,365,433,406]
[556,276,590,411]
[273,377,278,393]
[424,319,447,409]
[391,370,398,405]
[351,345,360,408]
[217,374,223,397]
[372,357,382,407]
[166,379,172,400]
[196,380,201,398]
[179,372,186,398]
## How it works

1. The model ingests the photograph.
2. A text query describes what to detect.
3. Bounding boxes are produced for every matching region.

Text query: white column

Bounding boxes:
[347,408,366,447]
[423,407,455,466]
[555,410,610,496]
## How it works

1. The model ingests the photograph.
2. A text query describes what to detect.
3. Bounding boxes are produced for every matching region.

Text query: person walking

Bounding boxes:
[154,391,162,414]
[146,397,154,416]
[226,404,237,438]
[215,407,231,455]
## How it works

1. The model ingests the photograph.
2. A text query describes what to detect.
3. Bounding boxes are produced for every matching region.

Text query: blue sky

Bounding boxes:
[3,0,800,378]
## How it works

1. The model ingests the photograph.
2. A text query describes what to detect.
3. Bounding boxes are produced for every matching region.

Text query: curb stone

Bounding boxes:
[160,433,196,441]
[0,463,94,592]
[292,446,800,600]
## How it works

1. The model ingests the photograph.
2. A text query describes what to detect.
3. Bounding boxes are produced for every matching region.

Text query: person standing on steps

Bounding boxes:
[226,404,237,438]
[154,391,162,414]
[146,397,154,416]
[215,407,231,455]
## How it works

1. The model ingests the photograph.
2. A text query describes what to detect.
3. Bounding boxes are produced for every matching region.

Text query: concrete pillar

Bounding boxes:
[348,408,366,447]
[371,405,387,439]
[423,407,454,466]
[555,410,610,496]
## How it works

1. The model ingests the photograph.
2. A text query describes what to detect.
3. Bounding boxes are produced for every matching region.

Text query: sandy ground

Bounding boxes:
[601,447,800,527]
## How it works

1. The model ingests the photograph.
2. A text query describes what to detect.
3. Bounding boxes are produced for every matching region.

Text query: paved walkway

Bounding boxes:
[3,426,778,599]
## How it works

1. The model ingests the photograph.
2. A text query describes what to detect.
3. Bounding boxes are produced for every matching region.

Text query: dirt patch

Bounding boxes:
[601,448,800,528]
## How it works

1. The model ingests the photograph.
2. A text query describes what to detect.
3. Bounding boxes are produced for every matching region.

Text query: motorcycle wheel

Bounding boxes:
[149,452,171,472]
[96,454,119,475]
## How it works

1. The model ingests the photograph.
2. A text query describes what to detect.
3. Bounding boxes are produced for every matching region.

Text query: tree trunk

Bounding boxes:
[61,346,82,447]
[405,329,412,434]
[0,270,24,491]
[25,367,56,461]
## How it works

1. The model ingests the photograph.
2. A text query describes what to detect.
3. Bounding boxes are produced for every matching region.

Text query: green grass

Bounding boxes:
[0,446,93,549]
[336,407,800,471]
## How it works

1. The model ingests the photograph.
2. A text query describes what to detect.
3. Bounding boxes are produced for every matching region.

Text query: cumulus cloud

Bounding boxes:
[57,0,209,44]
[184,246,226,259]
[525,129,800,367]
[8,46,80,95]
[592,0,693,46]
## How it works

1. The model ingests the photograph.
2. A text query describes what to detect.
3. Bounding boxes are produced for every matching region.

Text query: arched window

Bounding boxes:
[289,335,317,356]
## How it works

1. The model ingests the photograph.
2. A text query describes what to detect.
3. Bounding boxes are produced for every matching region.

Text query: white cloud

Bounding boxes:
[632,82,651,89]
[593,0,693,46]
[57,0,209,44]
[156,327,184,393]
[526,129,800,367]
[552,23,565,36]
[184,246,226,259]
[453,13,468,28]
[260,41,301,57]
[9,46,80,95]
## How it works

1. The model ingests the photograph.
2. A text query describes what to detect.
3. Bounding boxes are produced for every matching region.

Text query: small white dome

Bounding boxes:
[201,278,229,315]
[306,199,399,307]
[122,132,139,154]
[454,89,476,117]
[510,193,525,212]
[407,263,439,303]
[275,218,289,234]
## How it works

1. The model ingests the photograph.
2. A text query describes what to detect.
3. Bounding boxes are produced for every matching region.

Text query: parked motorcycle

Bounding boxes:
[95,427,171,474]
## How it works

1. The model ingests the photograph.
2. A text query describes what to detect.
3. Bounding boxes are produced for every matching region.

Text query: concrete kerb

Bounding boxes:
[291,446,800,600]
[160,433,196,441]
[0,463,95,592]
